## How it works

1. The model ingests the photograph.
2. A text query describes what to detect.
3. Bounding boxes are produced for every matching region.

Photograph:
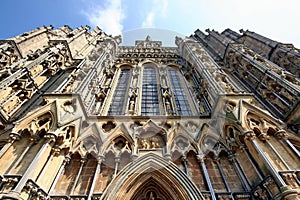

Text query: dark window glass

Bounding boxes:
[141,67,160,115]
[108,69,130,115]
[168,69,192,116]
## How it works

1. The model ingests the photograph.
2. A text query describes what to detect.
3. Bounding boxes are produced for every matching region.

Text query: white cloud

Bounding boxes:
[142,12,155,28]
[83,0,124,35]
[141,0,169,28]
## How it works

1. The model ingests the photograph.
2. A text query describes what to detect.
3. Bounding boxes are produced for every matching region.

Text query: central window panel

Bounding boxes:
[141,66,160,116]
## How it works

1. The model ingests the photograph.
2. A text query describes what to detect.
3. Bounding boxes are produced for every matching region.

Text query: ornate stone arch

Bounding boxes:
[168,123,199,156]
[135,120,167,150]
[100,123,134,156]
[12,101,57,135]
[100,153,204,200]
[196,123,220,155]
[73,123,103,156]
[138,60,160,68]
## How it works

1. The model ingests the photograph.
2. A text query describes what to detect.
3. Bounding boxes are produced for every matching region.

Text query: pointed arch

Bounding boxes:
[100,123,134,155]
[12,101,57,134]
[74,123,103,155]
[168,123,199,155]
[100,153,204,200]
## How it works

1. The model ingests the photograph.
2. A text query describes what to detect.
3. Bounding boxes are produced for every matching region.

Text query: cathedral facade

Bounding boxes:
[0,25,299,200]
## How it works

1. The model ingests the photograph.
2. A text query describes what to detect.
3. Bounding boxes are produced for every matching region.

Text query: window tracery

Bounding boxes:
[141,66,160,116]
[168,69,193,116]
[108,68,131,115]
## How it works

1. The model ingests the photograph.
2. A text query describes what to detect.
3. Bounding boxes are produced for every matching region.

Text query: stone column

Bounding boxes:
[229,154,251,191]
[0,132,20,159]
[48,155,71,194]
[70,156,87,195]
[244,130,287,189]
[197,154,217,200]
[87,156,104,200]
[6,136,39,174]
[215,158,231,192]
[275,130,300,159]
[113,157,120,178]
[265,140,291,170]
[181,155,190,177]
[11,133,56,195]
[35,145,61,183]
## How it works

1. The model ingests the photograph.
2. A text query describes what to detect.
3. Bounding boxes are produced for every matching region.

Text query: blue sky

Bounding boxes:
[1,0,300,47]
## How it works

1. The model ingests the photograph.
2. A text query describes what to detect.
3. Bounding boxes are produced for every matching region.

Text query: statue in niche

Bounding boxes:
[95,88,107,102]
[150,136,160,148]
[140,139,151,149]
[128,88,137,114]
[159,67,167,88]
[140,136,161,149]
[148,192,156,200]
[132,68,139,88]
[186,121,197,133]
[162,89,173,115]
[213,72,233,93]
[61,100,76,114]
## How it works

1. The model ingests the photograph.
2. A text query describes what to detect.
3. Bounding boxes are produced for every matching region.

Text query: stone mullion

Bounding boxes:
[6,138,36,174]
[275,130,300,159]
[229,155,251,192]
[244,148,264,181]
[114,157,120,177]
[265,140,291,170]
[87,157,103,200]
[54,66,80,93]
[48,155,71,194]
[181,156,190,177]
[215,159,231,193]
[197,155,217,200]
[11,133,56,194]
[244,131,287,188]
[70,157,87,195]
[0,132,20,159]
[35,146,61,184]
[284,139,300,159]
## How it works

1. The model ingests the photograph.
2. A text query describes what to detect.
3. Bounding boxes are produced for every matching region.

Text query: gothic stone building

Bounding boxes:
[0,25,299,200]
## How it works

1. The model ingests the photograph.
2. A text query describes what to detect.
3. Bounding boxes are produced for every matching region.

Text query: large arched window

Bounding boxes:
[168,69,193,116]
[108,68,131,115]
[141,66,160,116]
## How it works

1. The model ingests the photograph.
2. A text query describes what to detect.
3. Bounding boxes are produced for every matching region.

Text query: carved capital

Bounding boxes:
[275,130,288,140]
[51,145,61,155]
[44,133,56,143]
[9,132,21,142]
[243,130,256,140]
[196,154,205,163]
[80,157,88,164]
[258,133,270,141]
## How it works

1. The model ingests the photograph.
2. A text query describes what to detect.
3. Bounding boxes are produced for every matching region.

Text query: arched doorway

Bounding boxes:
[100,153,204,200]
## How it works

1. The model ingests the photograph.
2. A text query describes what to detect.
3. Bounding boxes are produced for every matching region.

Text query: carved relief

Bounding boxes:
[0,42,20,68]
[139,135,163,149]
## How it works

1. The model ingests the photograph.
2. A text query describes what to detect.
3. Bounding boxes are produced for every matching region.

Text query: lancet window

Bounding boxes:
[108,68,131,115]
[141,66,160,116]
[168,69,193,116]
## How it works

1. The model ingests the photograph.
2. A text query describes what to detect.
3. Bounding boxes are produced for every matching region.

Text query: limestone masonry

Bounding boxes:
[0,25,299,199]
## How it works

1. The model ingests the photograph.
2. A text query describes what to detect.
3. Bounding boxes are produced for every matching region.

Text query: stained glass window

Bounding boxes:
[168,69,192,116]
[141,66,160,115]
[108,68,130,115]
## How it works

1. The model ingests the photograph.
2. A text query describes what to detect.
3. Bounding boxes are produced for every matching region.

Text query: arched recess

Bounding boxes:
[100,153,204,200]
